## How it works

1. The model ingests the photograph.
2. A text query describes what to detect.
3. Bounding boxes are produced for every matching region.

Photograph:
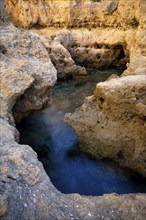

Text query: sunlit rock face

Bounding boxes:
[4,0,146,29]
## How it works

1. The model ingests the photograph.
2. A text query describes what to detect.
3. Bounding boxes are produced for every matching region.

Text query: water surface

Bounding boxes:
[18,69,146,196]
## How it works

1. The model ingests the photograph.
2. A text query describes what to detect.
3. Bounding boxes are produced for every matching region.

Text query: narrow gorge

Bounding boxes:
[0,0,146,219]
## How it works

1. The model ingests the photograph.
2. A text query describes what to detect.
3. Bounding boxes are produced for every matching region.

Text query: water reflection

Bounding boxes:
[18,69,146,196]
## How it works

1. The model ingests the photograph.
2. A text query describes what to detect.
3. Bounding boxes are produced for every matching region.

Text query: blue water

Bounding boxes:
[18,69,146,196]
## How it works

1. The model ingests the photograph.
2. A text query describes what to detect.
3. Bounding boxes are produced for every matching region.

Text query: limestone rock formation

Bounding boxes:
[65,75,146,176]
[40,36,87,80]
[0,24,57,121]
[63,7,146,177]
[0,24,87,121]
[1,23,146,220]
[54,29,130,70]
[0,0,146,219]
[64,13,146,177]
[5,0,146,29]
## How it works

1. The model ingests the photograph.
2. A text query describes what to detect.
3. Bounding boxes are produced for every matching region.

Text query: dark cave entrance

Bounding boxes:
[68,43,129,70]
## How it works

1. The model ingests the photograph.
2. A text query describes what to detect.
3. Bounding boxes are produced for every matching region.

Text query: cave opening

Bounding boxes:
[69,43,129,70]
[16,67,146,196]
[117,46,125,60]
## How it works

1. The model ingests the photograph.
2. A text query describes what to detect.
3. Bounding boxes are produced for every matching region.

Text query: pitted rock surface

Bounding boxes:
[0,24,57,122]
[65,75,146,176]
[5,0,146,29]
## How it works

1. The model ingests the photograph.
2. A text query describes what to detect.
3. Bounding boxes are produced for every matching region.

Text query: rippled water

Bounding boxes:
[18,69,146,196]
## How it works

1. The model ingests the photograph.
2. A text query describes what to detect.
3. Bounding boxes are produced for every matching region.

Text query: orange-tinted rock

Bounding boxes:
[4,0,146,29]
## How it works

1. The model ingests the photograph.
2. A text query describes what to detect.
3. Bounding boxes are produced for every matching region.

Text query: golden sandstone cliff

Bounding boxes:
[4,0,146,29]
[0,0,146,219]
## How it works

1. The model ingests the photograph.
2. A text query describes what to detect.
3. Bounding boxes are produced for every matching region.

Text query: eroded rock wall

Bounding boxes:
[1,23,146,220]
[4,0,146,29]
[54,29,130,69]
[0,24,57,122]
[40,35,87,80]
[0,23,89,121]
[63,0,146,177]
[65,74,146,176]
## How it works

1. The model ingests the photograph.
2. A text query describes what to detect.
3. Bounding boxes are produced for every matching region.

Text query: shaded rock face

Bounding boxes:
[69,43,126,69]
[0,0,6,22]
[4,0,146,29]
